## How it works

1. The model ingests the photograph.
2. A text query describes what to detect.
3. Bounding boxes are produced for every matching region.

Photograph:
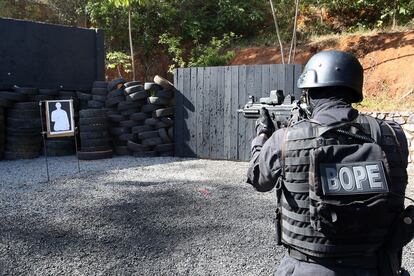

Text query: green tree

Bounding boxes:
[36,0,89,26]
[106,51,132,78]
[109,0,135,80]
[108,0,149,80]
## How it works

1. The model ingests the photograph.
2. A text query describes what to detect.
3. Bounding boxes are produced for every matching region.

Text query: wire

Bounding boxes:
[335,129,376,143]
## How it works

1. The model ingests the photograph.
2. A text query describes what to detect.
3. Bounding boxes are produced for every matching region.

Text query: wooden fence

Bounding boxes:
[174,64,302,161]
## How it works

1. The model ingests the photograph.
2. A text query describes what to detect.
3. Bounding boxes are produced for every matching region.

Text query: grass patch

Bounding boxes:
[232,26,414,50]
[355,92,414,112]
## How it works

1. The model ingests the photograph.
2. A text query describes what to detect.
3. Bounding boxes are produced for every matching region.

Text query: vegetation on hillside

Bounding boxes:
[1,0,413,73]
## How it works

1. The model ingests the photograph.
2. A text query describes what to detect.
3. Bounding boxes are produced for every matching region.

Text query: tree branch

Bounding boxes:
[269,0,285,64]
[288,0,300,64]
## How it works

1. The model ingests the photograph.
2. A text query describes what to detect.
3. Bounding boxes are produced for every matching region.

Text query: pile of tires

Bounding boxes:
[45,138,76,156]
[0,86,28,107]
[0,85,16,160]
[77,90,92,110]
[88,81,108,109]
[106,79,144,156]
[126,75,175,157]
[0,107,4,160]
[38,88,59,101]
[78,109,112,160]
[5,101,42,160]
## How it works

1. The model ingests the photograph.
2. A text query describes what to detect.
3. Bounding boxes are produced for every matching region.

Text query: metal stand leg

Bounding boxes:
[39,101,50,182]
[74,127,81,173]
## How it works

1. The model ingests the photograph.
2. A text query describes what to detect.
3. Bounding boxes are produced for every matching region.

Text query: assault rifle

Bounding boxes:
[237,89,306,128]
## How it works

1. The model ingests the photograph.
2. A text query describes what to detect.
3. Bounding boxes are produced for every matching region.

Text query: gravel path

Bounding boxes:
[0,157,413,275]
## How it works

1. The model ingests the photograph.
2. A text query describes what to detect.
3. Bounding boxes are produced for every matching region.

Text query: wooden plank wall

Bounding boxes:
[174,64,302,161]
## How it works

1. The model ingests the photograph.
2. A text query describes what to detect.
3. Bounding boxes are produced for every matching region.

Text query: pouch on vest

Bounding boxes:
[308,124,398,242]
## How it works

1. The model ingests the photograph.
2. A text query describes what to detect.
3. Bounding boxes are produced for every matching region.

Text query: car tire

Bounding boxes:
[124,85,145,95]
[80,131,109,140]
[92,81,108,89]
[107,88,125,99]
[130,112,150,121]
[141,104,161,113]
[79,117,107,126]
[153,107,174,118]
[154,89,174,99]
[133,151,158,158]
[78,149,113,160]
[79,109,106,118]
[158,128,172,143]
[131,125,153,134]
[0,91,26,102]
[114,146,130,155]
[109,127,130,136]
[15,87,38,95]
[107,114,127,123]
[88,100,105,109]
[126,90,149,102]
[127,140,151,152]
[108,78,126,92]
[119,120,137,128]
[39,89,59,96]
[91,87,108,96]
[168,127,174,140]
[105,95,125,107]
[92,94,107,102]
[142,137,162,146]
[147,96,170,106]
[138,130,159,140]
[154,75,174,91]
[154,143,174,153]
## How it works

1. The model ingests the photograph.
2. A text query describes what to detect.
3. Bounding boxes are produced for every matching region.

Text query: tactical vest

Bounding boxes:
[279,114,407,258]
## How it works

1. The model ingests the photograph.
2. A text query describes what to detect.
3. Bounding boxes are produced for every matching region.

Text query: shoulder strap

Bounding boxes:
[360,114,381,143]
[380,120,406,164]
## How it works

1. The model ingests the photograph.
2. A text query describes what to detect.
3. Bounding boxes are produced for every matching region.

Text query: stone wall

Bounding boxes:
[362,111,414,163]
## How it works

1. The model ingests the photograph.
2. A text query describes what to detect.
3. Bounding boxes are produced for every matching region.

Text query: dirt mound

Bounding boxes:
[230,31,414,111]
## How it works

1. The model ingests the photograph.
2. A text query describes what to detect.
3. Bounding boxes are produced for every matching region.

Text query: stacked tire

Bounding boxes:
[0,86,20,159]
[45,138,76,156]
[106,79,145,156]
[5,101,42,160]
[38,88,59,101]
[127,76,175,157]
[89,81,108,109]
[0,108,4,159]
[77,90,92,110]
[78,109,112,160]
[0,86,28,107]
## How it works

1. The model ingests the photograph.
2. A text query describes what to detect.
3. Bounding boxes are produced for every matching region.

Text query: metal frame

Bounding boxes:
[39,100,80,182]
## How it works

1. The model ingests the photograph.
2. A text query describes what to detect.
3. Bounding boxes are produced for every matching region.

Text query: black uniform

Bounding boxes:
[247,98,409,275]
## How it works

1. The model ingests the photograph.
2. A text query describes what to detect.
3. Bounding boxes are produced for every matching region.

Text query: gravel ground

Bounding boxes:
[0,156,413,275]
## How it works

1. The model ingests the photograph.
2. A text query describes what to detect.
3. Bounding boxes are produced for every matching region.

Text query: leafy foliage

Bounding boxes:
[106,51,131,77]
[0,0,413,77]
[301,0,414,34]
[158,34,186,72]
[160,32,237,71]
[188,33,237,67]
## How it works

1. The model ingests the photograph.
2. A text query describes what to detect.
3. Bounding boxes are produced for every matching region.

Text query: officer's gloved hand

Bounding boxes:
[255,107,275,137]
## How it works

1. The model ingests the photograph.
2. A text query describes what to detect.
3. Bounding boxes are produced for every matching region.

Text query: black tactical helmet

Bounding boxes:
[297,50,364,102]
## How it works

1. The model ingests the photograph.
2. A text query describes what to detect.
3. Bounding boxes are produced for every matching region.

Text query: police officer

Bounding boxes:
[247,50,411,275]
